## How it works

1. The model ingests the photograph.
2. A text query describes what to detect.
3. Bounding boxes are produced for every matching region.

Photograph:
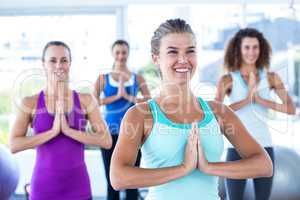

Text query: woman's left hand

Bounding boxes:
[196,124,209,173]
[61,113,71,133]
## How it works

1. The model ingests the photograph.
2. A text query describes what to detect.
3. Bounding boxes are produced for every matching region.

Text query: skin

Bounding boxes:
[215,37,296,114]
[9,45,112,154]
[94,44,151,105]
[110,33,273,190]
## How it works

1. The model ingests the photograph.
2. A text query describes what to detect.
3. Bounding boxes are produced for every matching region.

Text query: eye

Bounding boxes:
[167,50,177,54]
[49,59,56,63]
[61,59,68,63]
[187,49,195,54]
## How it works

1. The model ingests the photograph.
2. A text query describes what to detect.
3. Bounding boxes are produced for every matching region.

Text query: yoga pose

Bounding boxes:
[94,39,150,200]
[110,19,273,200]
[9,41,112,200]
[215,28,296,200]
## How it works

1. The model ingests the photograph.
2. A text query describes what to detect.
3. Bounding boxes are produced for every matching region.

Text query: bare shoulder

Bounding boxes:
[20,93,39,113]
[77,92,97,113]
[136,74,146,84]
[219,74,232,85]
[267,71,283,88]
[207,100,235,121]
[125,101,152,123]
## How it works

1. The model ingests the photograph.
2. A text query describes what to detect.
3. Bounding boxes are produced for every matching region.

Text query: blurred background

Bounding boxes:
[1,0,300,199]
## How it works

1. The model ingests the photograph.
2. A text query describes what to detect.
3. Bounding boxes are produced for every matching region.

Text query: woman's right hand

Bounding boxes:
[51,101,62,137]
[117,76,127,98]
[247,72,257,102]
[181,122,198,175]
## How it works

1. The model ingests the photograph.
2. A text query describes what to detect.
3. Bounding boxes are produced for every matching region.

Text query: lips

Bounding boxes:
[174,67,190,73]
[53,70,65,78]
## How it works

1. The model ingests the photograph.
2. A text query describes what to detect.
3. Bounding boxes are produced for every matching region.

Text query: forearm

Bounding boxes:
[99,95,119,105]
[9,130,55,153]
[256,97,295,114]
[205,153,273,179]
[229,98,250,111]
[125,95,150,103]
[63,128,112,148]
[111,164,187,190]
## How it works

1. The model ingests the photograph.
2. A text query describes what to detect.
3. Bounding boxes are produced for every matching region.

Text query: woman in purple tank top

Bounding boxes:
[9,41,112,200]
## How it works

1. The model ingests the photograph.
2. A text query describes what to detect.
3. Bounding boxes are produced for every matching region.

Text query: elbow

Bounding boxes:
[8,142,19,154]
[101,136,112,149]
[110,166,127,190]
[259,154,273,178]
[287,106,296,115]
[102,139,112,149]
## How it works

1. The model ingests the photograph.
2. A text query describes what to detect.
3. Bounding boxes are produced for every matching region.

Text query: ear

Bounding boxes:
[151,54,159,66]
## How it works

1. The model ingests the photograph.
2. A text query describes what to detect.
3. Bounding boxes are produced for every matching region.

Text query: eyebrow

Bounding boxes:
[167,46,196,50]
[49,56,68,59]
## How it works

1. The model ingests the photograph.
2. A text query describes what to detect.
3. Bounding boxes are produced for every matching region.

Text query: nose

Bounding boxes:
[178,54,187,64]
[55,61,63,69]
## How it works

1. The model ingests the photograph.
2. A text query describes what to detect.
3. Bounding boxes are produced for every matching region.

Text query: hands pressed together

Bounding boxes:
[51,99,72,138]
[246,72,263,104]
[182,122,210,175]
[116,76,135,102]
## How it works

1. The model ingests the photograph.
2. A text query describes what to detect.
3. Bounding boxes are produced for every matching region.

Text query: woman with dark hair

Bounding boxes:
[94,39,151,200]
[216,28,296,200]
[110,20,273,200]
[9,41,112,200]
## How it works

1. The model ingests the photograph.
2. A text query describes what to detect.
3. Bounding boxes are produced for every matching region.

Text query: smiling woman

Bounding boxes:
[110,19,273,200]
[9,41,112,200]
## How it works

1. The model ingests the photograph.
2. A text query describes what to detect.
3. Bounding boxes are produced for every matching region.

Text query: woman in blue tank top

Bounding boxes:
[94,40,151,200]
[110,19,273,200]
[215,28,296,200]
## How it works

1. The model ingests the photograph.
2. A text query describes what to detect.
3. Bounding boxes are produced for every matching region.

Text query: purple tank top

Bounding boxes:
[30,90,91,200]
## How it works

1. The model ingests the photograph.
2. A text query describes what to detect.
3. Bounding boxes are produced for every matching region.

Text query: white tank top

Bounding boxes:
[228,69,273,147]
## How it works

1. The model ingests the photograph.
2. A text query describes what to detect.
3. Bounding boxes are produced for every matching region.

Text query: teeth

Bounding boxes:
[175,68,189,73]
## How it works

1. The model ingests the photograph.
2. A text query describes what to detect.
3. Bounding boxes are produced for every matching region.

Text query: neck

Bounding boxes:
[113,63,128,72]
[159,82,195,105]
[240,64,257,75]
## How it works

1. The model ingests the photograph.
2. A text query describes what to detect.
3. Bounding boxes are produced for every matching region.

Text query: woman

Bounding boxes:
[94,39,151,200]
[110,19,273,200]
[9,41,112,200]
[215,28,296,200]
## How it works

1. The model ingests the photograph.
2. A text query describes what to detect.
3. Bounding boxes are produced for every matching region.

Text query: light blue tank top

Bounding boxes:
[228,69,272,147]
[141,97,224,200]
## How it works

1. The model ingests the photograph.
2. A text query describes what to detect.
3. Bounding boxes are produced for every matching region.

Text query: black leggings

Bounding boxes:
[101,134,141,200]
[225,147,274,200]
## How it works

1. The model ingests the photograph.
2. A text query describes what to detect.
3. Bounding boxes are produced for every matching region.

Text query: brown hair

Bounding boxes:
[224,28,272,72]
[111,39,129,51]
[42,41,72,62]
[151,18,195,55]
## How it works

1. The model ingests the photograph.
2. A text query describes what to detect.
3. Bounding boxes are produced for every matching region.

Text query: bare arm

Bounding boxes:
[215,74,251,111]
[197,101,273,179]
[94,74,120,105]
[110,103,197,190]
[62,93,112,149]
[9,96,59,153]
[255,72,296,115]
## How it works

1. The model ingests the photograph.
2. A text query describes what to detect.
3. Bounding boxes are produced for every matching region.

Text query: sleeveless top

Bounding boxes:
[102,73,139,135]
[30,90,91,200]
[228,69,273,147]
[141,97,224,200]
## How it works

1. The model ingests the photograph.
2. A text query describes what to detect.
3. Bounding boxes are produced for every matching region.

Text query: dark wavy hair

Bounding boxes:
[224,28,272,72]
